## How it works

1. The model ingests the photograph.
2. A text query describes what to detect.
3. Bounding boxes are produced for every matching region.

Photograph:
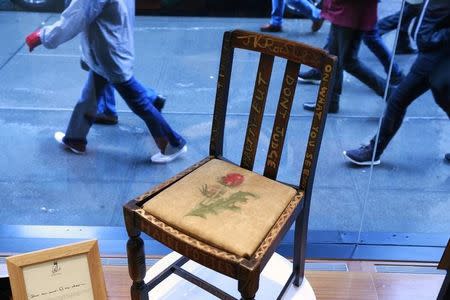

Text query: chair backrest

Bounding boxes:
[438,239,450,271]
[209,30,336,197]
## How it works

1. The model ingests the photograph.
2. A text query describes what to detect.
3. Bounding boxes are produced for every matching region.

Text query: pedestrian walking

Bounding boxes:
[25,0,187,163]
[343,0,450,166]
[299,26,404,86]
[80,59,166,126]
[303,0,389,114]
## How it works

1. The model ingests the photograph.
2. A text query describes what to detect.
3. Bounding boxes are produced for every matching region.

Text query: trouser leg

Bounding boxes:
[377,11,399,36]
[65,71,109,145]
[372,54,436,155]
[429,54,450,118]
[270,0,285,26]
[344,31,387,97]
[113,76,184,150]
[97,83,117,116]
[286,0,321,21]
[326,24,349,104]
[362,29,402,77]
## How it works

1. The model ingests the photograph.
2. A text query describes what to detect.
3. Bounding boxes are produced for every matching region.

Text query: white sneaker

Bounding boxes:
[151,144,187,163]
[54,131,85,154]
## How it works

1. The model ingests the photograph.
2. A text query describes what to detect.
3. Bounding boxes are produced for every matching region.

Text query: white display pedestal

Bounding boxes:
[144,252,316,299]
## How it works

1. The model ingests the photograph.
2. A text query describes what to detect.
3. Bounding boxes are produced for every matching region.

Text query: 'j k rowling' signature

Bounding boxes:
[29,283,87,299]
[236,34,317,61]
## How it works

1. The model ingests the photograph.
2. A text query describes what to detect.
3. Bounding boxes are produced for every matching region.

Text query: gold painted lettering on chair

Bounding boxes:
[242,61,272,169]
[300,64,333,190]
[234,33,322,67]
[266,126,285,169]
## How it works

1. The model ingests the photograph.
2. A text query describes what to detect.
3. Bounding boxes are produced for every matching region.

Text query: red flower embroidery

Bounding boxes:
[221,173,244,187]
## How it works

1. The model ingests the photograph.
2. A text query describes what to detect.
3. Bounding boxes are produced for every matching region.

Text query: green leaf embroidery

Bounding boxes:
[186,190,258,219]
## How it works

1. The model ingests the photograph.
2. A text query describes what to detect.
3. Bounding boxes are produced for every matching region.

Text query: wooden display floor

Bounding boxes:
[103,258,445,300]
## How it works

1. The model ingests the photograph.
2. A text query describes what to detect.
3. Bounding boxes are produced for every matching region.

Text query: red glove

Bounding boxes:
[25,30,42,52]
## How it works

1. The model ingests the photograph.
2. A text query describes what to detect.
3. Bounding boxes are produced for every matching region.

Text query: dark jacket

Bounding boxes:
[416,0,450,52]
[321,0,378,31]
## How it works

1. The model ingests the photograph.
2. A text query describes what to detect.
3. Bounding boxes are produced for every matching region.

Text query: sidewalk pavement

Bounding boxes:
[0,7,448,248]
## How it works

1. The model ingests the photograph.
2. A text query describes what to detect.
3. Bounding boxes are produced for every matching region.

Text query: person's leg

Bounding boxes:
[429,53,450,118]
[377,3,419,54]
[261,0,285,32]
[362,29,403,84]
[63,71,109,148]
[100,84,117,116]
[372,60,430,155]
[376,2,419,36]
[343,32,388,97]
[270,0,285,26]
[303,24,342,113]
[286,0,323,31]
[343,53,438,165]
[326,24,345,101]
[113,77,185,150]
[299,31,330,83]
[377,10,400,36]
[285,0,321,21]
[95,83,119,124]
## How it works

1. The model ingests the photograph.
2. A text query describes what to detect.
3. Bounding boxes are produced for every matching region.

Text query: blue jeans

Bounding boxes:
[286,0,321,21]
[96,84,117,116]
[373,50,450,156]
[270,0,285,26]
[65,71,184,149]
[270,0,320,26]
[96,83,159,117]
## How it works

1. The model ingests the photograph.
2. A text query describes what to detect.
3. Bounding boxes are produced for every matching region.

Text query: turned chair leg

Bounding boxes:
[238,274,260,300]
[127,230,148,300]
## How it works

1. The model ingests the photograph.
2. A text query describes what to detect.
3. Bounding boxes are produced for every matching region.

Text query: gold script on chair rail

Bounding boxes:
[235,34,319,64]
[301,64,332,190]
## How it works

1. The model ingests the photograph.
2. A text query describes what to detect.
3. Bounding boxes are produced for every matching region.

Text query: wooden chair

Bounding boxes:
[123,29,336,300]
[437,239,450,300]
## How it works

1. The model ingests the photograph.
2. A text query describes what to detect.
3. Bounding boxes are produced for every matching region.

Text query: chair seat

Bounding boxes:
[143,159,298,258]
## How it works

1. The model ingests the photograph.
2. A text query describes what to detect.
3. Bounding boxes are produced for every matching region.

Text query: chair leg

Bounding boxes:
[238,273,260,300]
[437,272,449,300]
[293,210,307,287]
[127,230,148,300]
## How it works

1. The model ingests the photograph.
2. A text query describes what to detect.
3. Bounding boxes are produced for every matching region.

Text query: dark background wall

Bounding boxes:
[1,0,272,17]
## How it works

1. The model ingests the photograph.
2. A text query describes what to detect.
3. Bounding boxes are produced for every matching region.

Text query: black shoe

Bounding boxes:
[260,23,282,32]
[298,69,321,85]
[54,131,86,154]
[153,94,166,112]
[445,153,450,162]
[395,44,418,55]
[343,144,381,166]
[94,113,118,125]
[303,101,339,113]
[311,18,324,32]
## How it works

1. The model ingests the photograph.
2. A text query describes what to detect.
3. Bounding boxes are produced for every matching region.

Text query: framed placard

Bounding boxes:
[6,240,106,300]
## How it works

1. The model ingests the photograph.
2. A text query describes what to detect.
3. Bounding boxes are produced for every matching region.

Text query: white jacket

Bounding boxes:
[40,0,135,83]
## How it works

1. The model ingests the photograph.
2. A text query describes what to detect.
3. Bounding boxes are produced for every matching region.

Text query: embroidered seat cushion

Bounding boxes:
[143,159,298,258]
